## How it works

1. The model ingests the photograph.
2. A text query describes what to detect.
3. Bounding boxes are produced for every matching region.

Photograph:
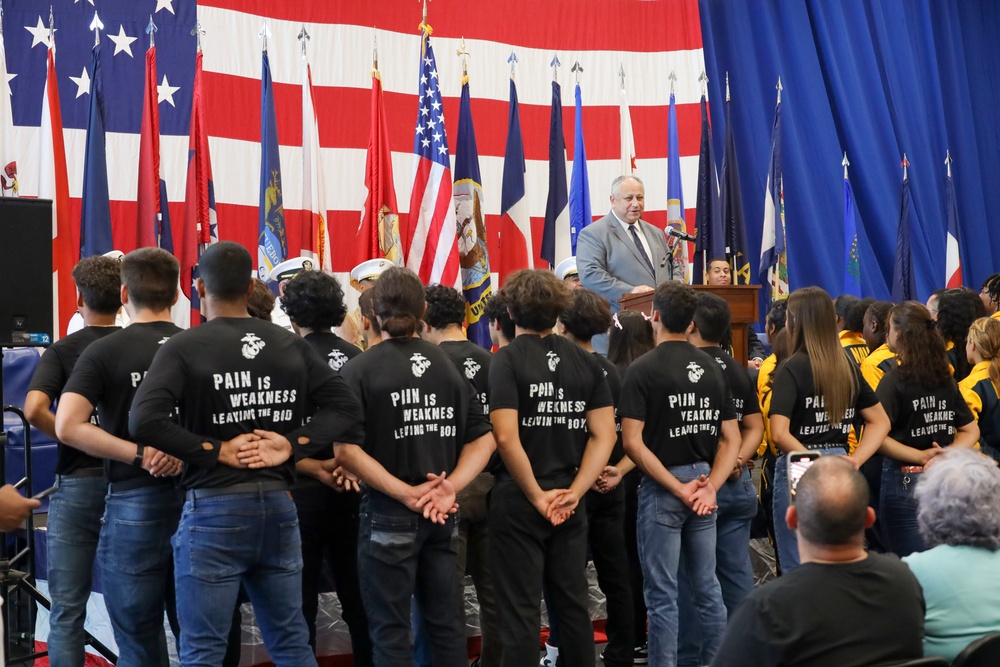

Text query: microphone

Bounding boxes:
[665,226,697,243]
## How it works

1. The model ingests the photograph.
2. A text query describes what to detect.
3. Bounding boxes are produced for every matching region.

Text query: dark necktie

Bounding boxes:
[628,224,654,274]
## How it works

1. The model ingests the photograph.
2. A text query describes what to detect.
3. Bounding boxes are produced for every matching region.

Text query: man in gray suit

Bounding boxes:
[578,175,682,352]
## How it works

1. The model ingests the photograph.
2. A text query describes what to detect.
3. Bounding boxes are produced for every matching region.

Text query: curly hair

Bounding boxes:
[504,270,571,332]
[981,273,1000,311]
[968,317,1000,389]
[484,288,515,342]
[915,448,1000,550]
[72,255,122,315]
[424,284,467,330]
[937,287,987,379]
[888,301,951,389]
[246,279,275,321]
[766,298,789,334]
[608,310,654,372]
[558,288,613,341]
[280,271,348,330]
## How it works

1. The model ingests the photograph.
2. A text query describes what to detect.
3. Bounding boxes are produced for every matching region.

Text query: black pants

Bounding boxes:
[292,481,373,667]
[490,480,595,667]
[623,469,647,646]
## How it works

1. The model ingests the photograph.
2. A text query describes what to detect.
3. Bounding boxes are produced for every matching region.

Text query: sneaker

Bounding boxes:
[633,643,648,664]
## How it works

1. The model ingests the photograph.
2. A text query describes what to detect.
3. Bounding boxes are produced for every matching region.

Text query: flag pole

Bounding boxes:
[550,53,560,83]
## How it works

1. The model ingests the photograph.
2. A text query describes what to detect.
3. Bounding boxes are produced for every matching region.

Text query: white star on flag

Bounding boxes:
[157,75,180,106]
[69,67,91,98]
[4,72,16,98]
[73,0,96,4]
[155,0,176,14]
[24,17,52,49]
[108,25,138,57]
[421,137,430,148]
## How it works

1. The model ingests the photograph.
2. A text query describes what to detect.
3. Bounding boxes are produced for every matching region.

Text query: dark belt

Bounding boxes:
[109,477,171,494]
[59,468,105,479]
[186,480,288,499]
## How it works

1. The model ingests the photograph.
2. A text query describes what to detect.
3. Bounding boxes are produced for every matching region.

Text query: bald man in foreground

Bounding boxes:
[711,456,925,667]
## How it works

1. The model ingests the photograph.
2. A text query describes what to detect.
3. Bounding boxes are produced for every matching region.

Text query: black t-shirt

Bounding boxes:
[594,352,624,463]
[439,339,492,414]
[703,346,761,424]
[303,331,360,372]
[64,322,182,486]
[769,353,879,447]
[489,334,612,481]
[340,337,492,485]
[711,553,924,667]
[877,372,974,451]
[618,341,736,468]
[28,325,120,475]
[129,317,364,489]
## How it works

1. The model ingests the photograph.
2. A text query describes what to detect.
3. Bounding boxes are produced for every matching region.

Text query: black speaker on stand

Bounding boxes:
[0,198,52,665]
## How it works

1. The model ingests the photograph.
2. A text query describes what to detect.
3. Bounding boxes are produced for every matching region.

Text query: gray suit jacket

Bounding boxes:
[577,211,681,313]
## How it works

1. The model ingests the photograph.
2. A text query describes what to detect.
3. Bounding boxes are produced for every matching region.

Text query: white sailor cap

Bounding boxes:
[350,258,393,291]
[268,256,317,283]
[555,256,578,281]
[103,250,125,261]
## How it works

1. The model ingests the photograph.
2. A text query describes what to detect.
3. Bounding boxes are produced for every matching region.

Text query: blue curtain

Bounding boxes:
[699,0,1000,302]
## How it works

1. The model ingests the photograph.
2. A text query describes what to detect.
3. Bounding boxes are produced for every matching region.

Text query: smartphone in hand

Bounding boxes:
[788,451,822,502]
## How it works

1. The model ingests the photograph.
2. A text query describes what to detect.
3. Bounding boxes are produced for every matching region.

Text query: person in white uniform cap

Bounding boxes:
[339,258,394,350]
[555,256,581,290]
[268,256,318,332]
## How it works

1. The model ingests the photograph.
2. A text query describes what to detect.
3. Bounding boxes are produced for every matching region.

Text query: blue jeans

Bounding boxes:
[45,472,106,667]
[637,463,725,667]
[676,467,757,666]
[99,484,184,667]
[358,491,465,667]
[879,459,926,557]
[773,447,847,573]
[172,485,315,667]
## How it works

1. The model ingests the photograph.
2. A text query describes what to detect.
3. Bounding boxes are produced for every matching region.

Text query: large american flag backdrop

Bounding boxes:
[4,0,706,338]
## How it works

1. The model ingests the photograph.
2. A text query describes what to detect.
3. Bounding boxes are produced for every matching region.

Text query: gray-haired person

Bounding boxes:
[904,449,1000,662]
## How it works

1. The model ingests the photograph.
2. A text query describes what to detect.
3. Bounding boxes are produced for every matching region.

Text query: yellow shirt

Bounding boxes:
[992,311,1000,320]
[757,354,778,456]
[839,330,870,366]
[860,344,897,391]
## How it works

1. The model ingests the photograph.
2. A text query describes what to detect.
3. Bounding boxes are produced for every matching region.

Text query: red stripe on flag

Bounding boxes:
[203,73,705,162]
[136,46,162,249]
[198,0,703,52]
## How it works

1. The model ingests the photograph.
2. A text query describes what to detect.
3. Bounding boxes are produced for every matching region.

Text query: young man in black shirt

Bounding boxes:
[129,241,364,666]
[333,268,495,667]
[677,292,764,666]
[555,288,635,667]
[488,269,616,667]
[416,283,499,667]
[279,269,371,665]
[619,281,740,667]
[711,456,924,667]
[24,255,122,667]
[54,248,188,664]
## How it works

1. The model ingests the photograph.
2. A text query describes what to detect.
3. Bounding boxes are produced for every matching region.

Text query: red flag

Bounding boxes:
[136,44,161,249]
[180,50,217,327]
[40,45,75,338]
[359,71,402,264]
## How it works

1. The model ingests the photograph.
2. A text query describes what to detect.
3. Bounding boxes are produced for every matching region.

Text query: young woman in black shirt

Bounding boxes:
[279,270,371,664]
[336,267,495,667]
[878,301,977,557]
[769,287,890,572]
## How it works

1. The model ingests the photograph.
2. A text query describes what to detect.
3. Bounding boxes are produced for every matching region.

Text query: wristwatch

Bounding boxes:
[133,443,145,468]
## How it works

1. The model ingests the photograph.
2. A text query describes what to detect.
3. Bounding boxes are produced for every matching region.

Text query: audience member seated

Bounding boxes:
[711,456,925,667]
[903,449,1000,663]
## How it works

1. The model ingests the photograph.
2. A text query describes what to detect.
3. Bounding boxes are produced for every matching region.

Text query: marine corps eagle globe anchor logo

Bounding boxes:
[410,353,431,378]
[687,361,704,383]
[547,351,561,372]
[464,358,481,380]
[241,333,266,360]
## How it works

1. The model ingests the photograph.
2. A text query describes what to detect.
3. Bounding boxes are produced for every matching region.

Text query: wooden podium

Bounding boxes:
[619,285,760,363]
